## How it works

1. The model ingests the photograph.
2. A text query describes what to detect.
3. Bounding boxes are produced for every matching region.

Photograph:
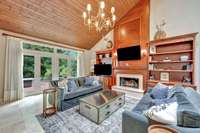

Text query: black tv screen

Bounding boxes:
[94,64,112,76]
[117,45,141,61]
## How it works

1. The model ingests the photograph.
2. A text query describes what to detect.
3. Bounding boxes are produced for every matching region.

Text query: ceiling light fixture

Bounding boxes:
[82,1,116,32]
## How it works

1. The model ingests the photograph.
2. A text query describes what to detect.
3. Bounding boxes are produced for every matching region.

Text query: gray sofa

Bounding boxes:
[122,86,200,133]
[51,76,103,111]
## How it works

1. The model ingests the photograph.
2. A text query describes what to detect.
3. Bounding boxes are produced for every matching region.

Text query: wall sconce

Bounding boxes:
[141,49,147,57]
[113,52,117,57]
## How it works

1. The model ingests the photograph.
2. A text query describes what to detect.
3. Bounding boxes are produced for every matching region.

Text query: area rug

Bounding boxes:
[36,97,138,133]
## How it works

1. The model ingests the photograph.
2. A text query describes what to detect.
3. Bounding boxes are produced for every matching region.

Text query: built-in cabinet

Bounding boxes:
[148,33,198,89]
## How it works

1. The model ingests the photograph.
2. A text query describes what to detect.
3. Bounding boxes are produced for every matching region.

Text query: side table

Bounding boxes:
[43,88,57,117]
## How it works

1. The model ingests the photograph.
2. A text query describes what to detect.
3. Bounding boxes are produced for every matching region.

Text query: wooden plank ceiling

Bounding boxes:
[0,0,139,49]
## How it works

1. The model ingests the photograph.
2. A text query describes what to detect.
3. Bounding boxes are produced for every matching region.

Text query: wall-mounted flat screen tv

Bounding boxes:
[117,45,141,61]
[94,64,112,76]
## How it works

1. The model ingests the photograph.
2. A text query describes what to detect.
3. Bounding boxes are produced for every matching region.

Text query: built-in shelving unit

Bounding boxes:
[95,49,113,89]
[148,33,198,89]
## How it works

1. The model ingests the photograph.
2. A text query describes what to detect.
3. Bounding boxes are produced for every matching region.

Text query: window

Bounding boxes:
[23,42,54,53]
[23,55,34,78]
[70,60,77,77]
[59,58,69,78]
[41,57,52,80]
[57,49,78,58]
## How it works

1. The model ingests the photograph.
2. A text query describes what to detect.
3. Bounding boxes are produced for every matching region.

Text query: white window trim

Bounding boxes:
[22,40,79,81]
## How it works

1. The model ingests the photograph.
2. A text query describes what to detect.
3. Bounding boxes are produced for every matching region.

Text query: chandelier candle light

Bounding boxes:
[82,1,116,32]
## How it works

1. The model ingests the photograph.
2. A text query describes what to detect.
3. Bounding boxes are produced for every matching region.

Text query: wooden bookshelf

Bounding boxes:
[149,50,193,56]
[95,49,113,89]
[148,33,198,89]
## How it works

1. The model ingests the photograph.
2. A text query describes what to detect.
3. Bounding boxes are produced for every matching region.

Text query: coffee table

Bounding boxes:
[79,90,125,124]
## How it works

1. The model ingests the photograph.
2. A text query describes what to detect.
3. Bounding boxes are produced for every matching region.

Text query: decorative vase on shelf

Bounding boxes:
[154,20,167,40]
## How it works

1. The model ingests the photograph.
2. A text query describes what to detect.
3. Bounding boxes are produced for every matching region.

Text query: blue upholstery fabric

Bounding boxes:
[132,94,153,113]
[78,77,85,87]
[151,97,176,106]
[64,85,102,100]
[150,87,169,99]
[84,77,94,86]
[122,86,200,133]
[176,89,200,128]
[67,80,78,92]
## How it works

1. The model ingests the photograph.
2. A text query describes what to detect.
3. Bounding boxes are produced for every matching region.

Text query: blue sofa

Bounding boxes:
[122,87,200,133]
[51,77,103,111]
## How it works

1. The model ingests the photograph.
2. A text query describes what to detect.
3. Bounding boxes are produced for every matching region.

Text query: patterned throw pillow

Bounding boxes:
[150,87,169,99]
[143,102,178,125]
[67,80,78,92]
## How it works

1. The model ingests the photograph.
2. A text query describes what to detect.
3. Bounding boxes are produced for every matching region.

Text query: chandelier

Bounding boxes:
[82,1,116,32]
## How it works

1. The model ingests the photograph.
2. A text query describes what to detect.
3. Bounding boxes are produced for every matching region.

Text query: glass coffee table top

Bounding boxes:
[80,90,125,108]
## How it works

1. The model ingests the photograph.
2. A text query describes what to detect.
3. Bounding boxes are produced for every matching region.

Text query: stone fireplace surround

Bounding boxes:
[112,73,144,99]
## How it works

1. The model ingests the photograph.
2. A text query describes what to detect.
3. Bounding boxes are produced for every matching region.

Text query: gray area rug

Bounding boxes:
[36,97,138,133]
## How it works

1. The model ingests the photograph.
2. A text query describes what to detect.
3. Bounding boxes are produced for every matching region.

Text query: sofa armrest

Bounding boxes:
[57,87,65,111]
[122,111,149,133]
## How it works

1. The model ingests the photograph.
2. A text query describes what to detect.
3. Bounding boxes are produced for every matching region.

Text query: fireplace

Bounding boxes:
[116,73,143,92]
[112,73,144,99]
[120,77,139,88]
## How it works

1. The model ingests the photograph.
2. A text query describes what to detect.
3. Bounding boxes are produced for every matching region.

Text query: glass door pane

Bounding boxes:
[70,60,77,77]
[59,58,69,79]
[41,57,52,80]
[23,55,35,96]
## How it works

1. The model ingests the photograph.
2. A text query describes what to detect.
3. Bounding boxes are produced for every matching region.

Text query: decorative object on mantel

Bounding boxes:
[82,1,116,32]
[154,20,167,40]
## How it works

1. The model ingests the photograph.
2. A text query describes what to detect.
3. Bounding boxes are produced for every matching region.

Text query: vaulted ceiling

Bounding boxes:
[0,0,139,49]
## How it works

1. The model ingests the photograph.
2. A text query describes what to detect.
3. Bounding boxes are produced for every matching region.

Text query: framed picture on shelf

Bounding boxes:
[160,72,170,81]
[150,45,156,54]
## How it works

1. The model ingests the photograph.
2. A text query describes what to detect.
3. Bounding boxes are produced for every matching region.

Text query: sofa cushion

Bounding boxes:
[67,80,78,92]
[167,84,185,98]
[151,97,176,106]
[143,102,178,125]
[150,86,169,99]
[84,77,94,86]
[78,77,85,87]
[64,85,102,100]
[176,89,200,128]
[132,94,153,113]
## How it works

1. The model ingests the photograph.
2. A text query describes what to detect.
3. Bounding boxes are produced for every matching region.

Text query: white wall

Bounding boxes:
[88,30,114,73]
[150,0,200,90]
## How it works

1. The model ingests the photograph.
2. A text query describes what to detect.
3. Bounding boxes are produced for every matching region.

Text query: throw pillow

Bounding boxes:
[58,79,68,94]
[143,102,178,125]
[84,76,94,86]
[92,80,100,86]
[151,97,177,106]
[67,80,78,92]
[150,87,169,99]
[167,84,185,99]
[78,77,85,87]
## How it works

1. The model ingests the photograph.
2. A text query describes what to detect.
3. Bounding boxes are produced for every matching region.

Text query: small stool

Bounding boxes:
[43,88,57,117]
[148,124,179,133]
